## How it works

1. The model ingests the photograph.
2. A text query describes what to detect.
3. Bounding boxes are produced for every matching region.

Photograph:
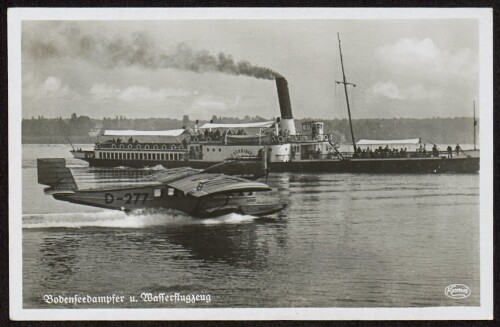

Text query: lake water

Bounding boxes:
[21,144,480,308]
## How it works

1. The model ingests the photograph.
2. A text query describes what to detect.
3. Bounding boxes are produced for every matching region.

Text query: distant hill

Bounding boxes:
[22,114,478,145]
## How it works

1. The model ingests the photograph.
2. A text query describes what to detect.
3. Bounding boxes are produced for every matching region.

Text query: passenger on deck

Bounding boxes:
[128,137,133,144]
[455,144,462,156]
[447,145,453,158]
[432,144,439,157]
[116,138,122,145]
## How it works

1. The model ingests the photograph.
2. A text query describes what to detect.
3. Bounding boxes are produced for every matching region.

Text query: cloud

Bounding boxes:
[89,83,121,100]
[23,76,79,100]
[375,38,476,79]
[118,86,192,102]
[370,81,403,100]
[370,81,441,101]
[190,95,228,111]
[88,83,192,102]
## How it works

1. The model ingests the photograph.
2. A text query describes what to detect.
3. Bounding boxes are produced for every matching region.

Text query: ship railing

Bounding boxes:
[273,153,340,161]
[95,142,187,151]
[345,149,468,159]
[269,133,333,144]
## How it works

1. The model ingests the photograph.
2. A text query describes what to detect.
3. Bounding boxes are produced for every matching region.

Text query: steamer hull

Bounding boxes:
[76,152,479,174]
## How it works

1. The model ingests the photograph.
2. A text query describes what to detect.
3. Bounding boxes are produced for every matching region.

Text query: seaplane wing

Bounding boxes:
[37,158,286,218]
[168,173,272,197]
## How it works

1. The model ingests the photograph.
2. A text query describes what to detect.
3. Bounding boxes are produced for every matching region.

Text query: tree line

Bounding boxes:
[22,114,478,145]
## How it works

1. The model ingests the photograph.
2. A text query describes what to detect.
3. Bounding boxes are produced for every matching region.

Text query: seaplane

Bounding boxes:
[37,158,287,218]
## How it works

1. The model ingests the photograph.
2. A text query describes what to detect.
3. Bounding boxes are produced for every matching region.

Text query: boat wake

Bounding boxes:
[22,209,257,229]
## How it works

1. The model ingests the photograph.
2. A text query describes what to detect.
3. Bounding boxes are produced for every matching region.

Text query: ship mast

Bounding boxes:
[473,101,477,150]
[58,118,75,151]
[335,33,357,154]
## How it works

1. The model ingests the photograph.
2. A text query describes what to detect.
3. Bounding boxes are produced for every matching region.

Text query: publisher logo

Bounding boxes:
[444,284,471,299]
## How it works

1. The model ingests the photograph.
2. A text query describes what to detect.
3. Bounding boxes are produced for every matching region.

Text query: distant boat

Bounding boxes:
[70,34,479,174]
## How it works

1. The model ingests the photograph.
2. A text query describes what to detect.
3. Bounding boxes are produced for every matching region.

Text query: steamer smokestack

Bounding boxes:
[275,76,296,135]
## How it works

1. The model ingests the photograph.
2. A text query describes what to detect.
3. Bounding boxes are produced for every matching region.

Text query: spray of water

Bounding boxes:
[22,210,257,229]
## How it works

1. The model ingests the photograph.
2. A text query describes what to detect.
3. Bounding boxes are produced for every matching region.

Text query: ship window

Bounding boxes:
[167,188,174,196]
[139,153,143,160]
[127,153,130,160]
[154,189,161,197]
[207,148,209,152]
[219,148,221,152]
[153,153,156,160]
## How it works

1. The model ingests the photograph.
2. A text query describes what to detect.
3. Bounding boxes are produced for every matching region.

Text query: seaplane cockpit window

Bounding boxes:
[154,189,161,197]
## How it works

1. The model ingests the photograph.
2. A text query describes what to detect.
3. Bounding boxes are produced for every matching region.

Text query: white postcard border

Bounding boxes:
[8,7,493,320]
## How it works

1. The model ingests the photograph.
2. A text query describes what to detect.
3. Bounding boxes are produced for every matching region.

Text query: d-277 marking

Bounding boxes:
[105,192,149,204]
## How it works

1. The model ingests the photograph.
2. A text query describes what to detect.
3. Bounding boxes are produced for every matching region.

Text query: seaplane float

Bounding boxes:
[37,158,287,218]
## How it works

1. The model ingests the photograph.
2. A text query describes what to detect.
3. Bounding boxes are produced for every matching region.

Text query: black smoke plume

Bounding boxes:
[23,26,279,80]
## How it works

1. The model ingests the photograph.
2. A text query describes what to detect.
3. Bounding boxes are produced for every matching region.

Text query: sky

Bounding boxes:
[21,19,479,120]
